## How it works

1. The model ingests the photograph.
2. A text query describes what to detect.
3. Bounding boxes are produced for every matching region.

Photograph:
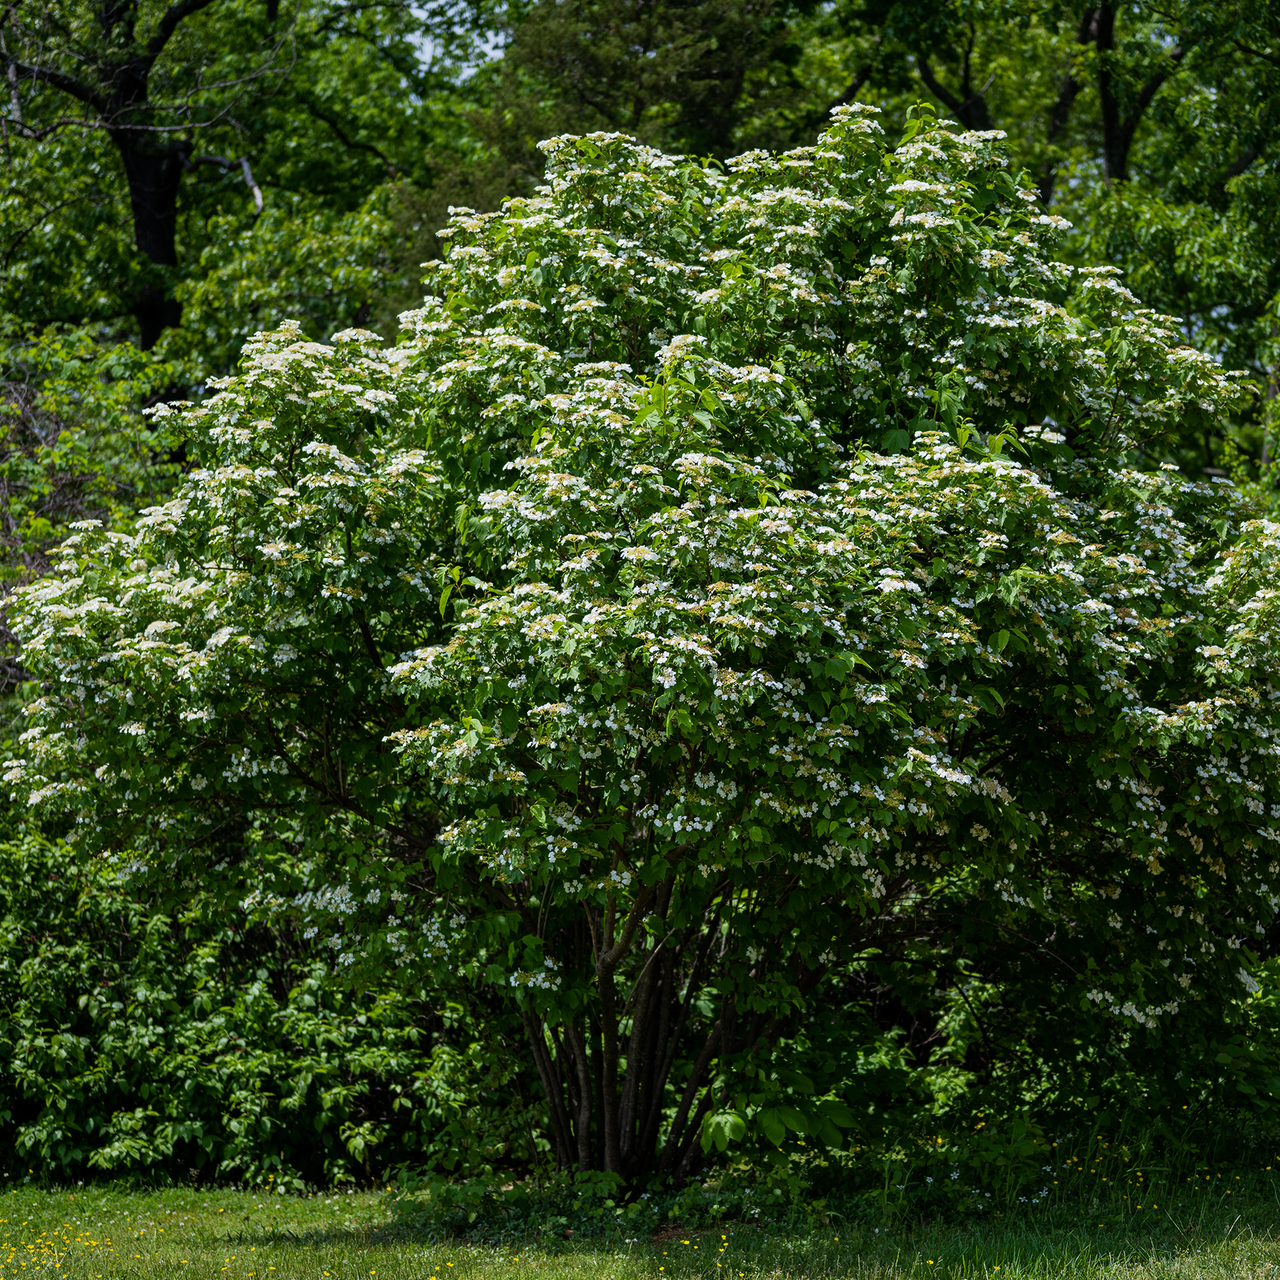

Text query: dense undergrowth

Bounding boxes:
[4,825,1279,1222]
[0,831,536,1186]
[388,1119,1280,1241]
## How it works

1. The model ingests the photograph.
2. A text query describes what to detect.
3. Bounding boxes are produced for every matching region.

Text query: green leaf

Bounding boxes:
[778,1106,809,1134]
[759,1108,787,1146]
[817,1100,856,1128]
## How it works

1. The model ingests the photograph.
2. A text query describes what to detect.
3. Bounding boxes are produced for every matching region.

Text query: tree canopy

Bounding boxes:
[4,0,1278,413]
[0,0,489,349]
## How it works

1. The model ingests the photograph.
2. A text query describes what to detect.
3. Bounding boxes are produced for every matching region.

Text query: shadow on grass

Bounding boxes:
[214,1196,1280,1278]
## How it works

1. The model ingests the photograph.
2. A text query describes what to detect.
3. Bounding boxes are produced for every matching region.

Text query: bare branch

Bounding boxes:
[656,1012,723,1174]
[5,56,105,113]
[301,97,396,176]
[1236,39,1280,69]
[917,57,994,130]
[598,879,655,974]
[917,56,965,118]
[1132,55,1181,119]
[1223,144,1261,184]
[2,3,298,138]
[0,190,92,268]
[6,58,20,122]
[145,0,221,60]
[521,1008,575,1168]
[190,153,263,213]
[830,61,872,110]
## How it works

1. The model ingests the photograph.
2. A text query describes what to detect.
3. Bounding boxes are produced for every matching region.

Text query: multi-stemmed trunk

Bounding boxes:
[518,872,821,1182]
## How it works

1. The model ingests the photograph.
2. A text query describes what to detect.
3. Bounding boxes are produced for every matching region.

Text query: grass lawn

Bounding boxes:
[1,1180,1278,1280]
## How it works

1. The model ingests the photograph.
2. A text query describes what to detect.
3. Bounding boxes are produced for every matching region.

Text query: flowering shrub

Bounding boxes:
[9,104,1279,1182]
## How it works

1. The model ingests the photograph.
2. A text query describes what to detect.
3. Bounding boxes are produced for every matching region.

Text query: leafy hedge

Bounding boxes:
[0,831,537,1185]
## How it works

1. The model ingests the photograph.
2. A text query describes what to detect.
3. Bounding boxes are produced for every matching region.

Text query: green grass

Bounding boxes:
[1,1180,1278,1280]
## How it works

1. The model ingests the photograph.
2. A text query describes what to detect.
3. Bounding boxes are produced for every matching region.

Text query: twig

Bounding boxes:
[189,153,263,214]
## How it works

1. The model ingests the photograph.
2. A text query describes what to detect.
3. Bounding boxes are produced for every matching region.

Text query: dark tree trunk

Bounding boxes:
[114,132,187,348]
[1037,7,1096,205]
[5,0,229,347]
[917,23,994,132]
[1095,4,1125,181]
[1095,2,1182,184]
[516,873,834,1186]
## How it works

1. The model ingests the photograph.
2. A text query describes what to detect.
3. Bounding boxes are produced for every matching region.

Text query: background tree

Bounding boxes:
[747,0,1280,471]
[0,0,493,349]
[3,0,292,345]
[497,0,813,158]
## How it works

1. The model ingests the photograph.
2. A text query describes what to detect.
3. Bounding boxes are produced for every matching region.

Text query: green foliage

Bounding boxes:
[503,2,1280,472]
[0,0,493,351]
[156,190,397,379]
[496,0,813,158]
[800,2,1280,470]
[0,327,180,570]
[0,326,183,690]
[8,109,1276,1189]
[0,130,139,335]
[0,831,534,1184]
[0,0,1273,1207]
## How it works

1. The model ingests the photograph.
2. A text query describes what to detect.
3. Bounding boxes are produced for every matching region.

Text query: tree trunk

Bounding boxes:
[1095,2,1181,185]
[517,877,827,1186]
[114,132,187,348]
[1037,7,1096,205]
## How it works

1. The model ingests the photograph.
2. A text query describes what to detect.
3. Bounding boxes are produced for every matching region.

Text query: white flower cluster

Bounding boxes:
[7,107,1271,1032]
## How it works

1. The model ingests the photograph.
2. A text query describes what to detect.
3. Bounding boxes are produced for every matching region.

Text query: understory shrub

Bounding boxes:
[6,824,1273,1196]
[0,831,536,1184]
